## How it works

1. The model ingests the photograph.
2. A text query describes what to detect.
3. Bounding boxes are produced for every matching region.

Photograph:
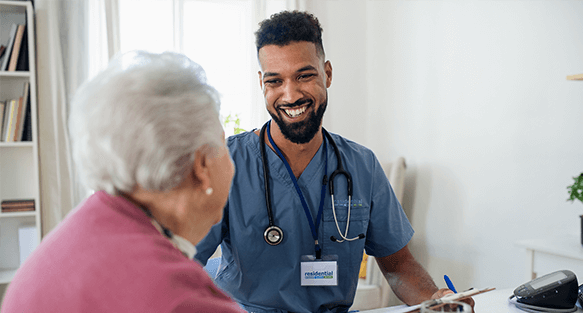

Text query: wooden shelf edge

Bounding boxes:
[566,74,583,80]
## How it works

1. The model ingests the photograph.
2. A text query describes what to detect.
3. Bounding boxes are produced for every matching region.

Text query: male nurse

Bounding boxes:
[196,10,474,313]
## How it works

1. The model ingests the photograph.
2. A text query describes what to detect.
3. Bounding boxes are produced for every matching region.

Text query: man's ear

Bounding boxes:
[258,71,264,90]
[324,60,332,88]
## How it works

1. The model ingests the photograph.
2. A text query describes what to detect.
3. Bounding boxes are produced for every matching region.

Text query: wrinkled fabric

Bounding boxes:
[2,191,243,313]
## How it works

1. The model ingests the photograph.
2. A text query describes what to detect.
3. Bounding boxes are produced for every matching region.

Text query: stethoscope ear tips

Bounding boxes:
[330,236,337,242]
[358,234,365,239]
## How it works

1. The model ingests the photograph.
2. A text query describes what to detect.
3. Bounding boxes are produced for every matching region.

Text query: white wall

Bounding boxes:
[311,0,583,294]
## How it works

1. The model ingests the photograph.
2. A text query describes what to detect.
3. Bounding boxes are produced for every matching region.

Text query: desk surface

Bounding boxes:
[360,288,583,312]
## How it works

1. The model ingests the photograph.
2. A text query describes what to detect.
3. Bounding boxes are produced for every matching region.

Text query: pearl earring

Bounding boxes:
[205,187,213,195]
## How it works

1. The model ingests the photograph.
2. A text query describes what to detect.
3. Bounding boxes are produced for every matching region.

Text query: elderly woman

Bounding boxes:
[2,51,242,312]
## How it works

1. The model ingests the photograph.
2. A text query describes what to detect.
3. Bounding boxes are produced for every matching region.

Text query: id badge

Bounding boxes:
[300,255,338,286]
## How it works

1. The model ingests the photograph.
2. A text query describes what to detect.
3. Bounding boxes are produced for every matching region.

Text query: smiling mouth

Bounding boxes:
[280,100,312,118]
[284,106,307,118]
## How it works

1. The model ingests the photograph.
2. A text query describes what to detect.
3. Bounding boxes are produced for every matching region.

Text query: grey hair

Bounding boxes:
[69,51,223,194]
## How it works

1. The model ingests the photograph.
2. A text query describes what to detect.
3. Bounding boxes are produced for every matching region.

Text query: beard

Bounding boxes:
[269,97,327,144]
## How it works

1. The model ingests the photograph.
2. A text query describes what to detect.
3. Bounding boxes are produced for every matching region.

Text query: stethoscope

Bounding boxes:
[259,121,365,250]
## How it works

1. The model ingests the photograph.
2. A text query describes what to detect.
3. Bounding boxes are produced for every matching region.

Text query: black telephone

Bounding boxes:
[511,270,579,312]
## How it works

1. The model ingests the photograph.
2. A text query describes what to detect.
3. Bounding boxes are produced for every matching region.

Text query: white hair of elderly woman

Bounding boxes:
[69,51,224,195]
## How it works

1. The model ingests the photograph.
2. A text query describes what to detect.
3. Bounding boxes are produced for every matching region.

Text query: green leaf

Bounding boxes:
[222,113,246,135]
[567,173,583,204]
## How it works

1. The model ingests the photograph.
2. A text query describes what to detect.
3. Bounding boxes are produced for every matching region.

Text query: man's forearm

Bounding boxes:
[376,246,439,305]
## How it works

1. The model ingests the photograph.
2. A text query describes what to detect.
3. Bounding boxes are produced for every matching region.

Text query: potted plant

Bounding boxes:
[567,173,583,245]
[223,113,246,136]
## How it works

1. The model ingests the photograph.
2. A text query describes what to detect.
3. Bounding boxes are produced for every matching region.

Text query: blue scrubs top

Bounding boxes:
[196,129,414,313]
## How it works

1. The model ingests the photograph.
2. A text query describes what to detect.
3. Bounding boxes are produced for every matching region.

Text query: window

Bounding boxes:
[117,0,286,135]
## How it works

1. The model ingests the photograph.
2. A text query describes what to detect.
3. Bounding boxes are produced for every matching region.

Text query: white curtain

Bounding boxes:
[34,0,120,236]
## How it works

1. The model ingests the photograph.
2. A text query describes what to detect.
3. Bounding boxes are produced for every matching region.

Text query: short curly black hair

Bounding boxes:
[255,10,325,58]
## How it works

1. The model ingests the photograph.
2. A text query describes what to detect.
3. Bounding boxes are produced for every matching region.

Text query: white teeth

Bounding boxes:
[284,106,306,118]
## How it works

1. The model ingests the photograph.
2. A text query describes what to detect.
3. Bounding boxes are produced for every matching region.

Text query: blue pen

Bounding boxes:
[444,275,457,293]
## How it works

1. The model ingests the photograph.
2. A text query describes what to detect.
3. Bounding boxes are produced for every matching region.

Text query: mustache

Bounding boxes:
[278,99,312,108]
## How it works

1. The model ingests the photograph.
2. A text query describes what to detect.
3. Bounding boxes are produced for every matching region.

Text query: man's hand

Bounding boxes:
[431,288,475,312]
[430,288,454,299]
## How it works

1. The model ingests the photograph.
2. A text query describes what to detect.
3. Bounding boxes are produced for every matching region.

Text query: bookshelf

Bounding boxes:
[0,0,41,286]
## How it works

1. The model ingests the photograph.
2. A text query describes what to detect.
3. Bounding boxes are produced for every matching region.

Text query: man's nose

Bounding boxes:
[280,81,303,104]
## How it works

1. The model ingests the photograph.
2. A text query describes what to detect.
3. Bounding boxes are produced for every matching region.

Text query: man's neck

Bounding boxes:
[258,122,323,179]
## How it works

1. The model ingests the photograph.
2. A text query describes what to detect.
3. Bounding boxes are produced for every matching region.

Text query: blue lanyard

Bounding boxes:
[266,121,328,258]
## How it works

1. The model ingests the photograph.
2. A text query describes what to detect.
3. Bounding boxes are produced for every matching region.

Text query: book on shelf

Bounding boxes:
[0,101,5,136]
[20,95,32,141]
[7,24,26,72]
[1,101,7,141]
[1,199,35,213]
[2,200,34,206]
[2,99,17,142]
[1,101,10,141]
[0,45,5,71]
[0,24,18,71]
[2,199,35,206]
[2,206,35,213]
[2,99,15,141]
[11,96,24,141]
[0,82,31,142]
[16,81,30,141]
[15,27,29,71]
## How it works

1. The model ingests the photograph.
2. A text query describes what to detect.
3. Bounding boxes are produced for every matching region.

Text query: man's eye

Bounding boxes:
[264,79,281,85]
[299,74,315,80]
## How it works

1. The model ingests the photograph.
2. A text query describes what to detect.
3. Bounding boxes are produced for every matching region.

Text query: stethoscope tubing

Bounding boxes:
[259,124,275,227]
[259,121,363,246]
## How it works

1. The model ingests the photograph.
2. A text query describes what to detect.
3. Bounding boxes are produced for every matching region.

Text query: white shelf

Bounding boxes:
[0,71,30,78]
[0,211,36,218]
[515,233,583,262]
[0,142,34,147]
[0,1,41,287]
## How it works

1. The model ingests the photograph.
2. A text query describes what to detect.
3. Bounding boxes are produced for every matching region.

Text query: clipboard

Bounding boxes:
[402,287,496,313]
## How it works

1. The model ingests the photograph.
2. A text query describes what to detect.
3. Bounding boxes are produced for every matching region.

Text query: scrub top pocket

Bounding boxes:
[322,202,370,242]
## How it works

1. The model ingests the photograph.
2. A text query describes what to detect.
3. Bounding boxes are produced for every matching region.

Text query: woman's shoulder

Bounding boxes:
[139,255,243,312]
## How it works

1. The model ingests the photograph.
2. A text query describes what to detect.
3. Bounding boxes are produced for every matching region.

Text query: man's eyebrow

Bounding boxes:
[263,72,279,79]
[262,65,318,80]
[297,65,317,73]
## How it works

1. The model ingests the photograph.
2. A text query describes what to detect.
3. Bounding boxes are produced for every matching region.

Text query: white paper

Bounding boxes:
[18,225,38,265]
[382,304,421,313]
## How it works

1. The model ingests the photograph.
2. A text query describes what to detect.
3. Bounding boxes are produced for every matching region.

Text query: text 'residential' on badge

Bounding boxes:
[301,258,338,286]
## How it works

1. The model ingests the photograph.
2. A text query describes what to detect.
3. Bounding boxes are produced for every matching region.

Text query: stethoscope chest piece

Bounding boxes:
[264,225,284,245]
